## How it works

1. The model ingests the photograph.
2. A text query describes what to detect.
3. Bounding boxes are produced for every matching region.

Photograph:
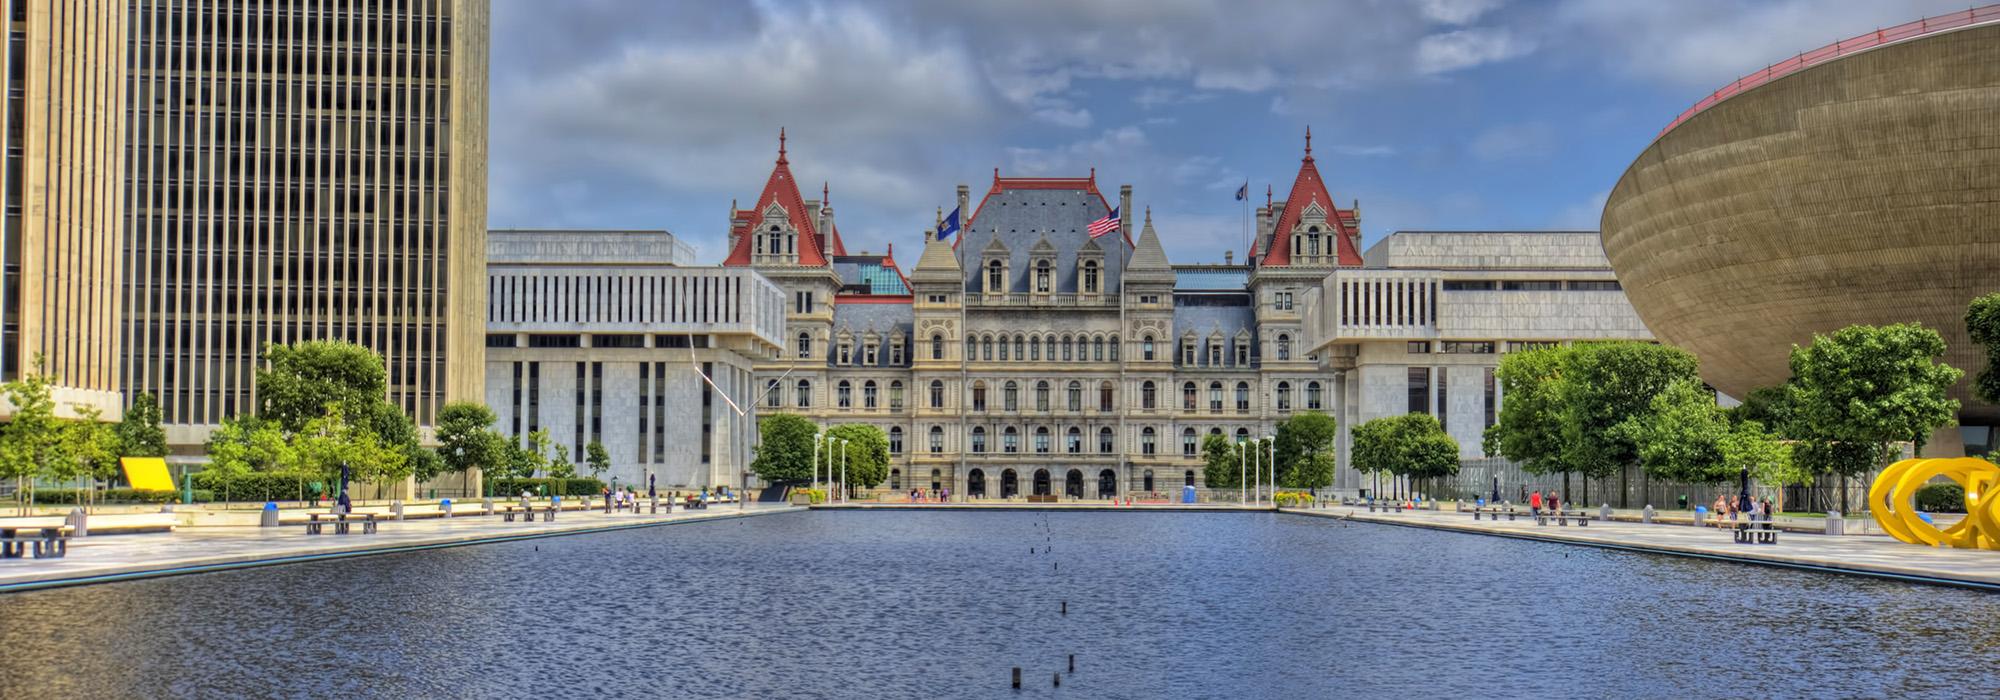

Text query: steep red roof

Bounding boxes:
[1260,128,1363,267]
[722,129,827,266]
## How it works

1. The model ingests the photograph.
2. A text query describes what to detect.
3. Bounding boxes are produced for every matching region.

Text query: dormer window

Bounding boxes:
[1035,260,1052,293]
[1082,260,1099,293]
[987,260,1004,292]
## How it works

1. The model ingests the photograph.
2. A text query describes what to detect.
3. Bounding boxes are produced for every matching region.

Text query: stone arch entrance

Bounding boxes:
[1143,469,1155,493]
[968,468,987,499]
[1065,469,1084,499]
[1097,469,1117,499]
[1033,469,1052,496]
[1002,469,1019,498]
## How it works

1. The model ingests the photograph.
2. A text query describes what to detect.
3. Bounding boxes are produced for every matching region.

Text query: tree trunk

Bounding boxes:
[1620,464,1630,509]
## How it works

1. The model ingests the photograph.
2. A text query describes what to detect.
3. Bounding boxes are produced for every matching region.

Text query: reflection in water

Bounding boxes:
[0,511,1995,698]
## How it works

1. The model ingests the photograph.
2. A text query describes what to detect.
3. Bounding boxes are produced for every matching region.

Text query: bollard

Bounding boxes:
[1642,505,1655,524]
[483,497,495,515]
[260,502,280,528]
[1599,504,1613,521]
[1826,511,1844,536]
[1693,509,1706,528]
[391,500,406,521]
[160,503,175,513]
[441,499,453,518]
[67,508,89,537]
[1012,668,1021,689]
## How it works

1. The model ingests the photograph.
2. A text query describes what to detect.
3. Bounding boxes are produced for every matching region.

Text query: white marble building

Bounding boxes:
[1306,231,1654,493]
[483,229,786,491]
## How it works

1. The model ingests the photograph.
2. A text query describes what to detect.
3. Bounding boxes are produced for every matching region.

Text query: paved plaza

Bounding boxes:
[0,503,799,592]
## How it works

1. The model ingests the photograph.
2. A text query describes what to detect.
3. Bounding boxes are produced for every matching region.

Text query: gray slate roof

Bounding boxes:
[830,302,914,368]
[1172,299,1258,365]
[958,186,1129,294]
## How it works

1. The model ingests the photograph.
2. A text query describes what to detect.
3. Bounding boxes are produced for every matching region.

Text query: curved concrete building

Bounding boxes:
[1601,7,2000,436]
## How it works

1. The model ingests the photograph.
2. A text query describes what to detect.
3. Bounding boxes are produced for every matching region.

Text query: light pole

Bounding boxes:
[1237,440,1247,506]
[1265,436,1276,506]
[812,432,825,498]
[839,439,849,503]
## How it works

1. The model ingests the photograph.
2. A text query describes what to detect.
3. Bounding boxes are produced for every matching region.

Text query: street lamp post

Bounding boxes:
[1266,436,1276,507]
[812,432,825,498]
[1238,440,1247,506]
[839,439,849,503]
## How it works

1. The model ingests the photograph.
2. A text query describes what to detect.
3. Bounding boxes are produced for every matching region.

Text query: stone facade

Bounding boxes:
[484,229,786,491]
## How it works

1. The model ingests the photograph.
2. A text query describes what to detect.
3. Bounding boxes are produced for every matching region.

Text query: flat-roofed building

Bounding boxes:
[484,229,785,491]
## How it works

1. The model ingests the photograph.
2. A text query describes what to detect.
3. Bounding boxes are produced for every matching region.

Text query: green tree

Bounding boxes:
[293,404,409,497]
[1353,418,1396,497]
[435,402,507,496]
[518,430,553,479]
[547,444,576,479]
[1273,411,1338,490]
[256,341,421,483]
[1354,414,1459,499]
[585,440,612,480]
[1486,345,1575,482]
[56,405,120,510]
[1629,378,1731,485]
[1967,292,2000,404]
[408,446,445,484]
[751,413,819,483]
[118,392,167,458]
[1201,433,1240,491]
[206,416,298,476]
[1722,419,1806,512]
[1564,342,1701,506]
[0,364,67,515]
[825,424,890,492]
[1786,323,1962,510]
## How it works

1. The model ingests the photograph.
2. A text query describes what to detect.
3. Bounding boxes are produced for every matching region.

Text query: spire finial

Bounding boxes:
[822,181,829,204]
[1303,125,1312,158]
[1144,206,1152,225]
[994,167,1001,181]
[1266,184,1273,208]
[778,127,788,162]
[1090,167,1096,180]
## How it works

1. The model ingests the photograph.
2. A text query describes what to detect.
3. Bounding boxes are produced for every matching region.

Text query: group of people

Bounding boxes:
[1713,493,1776,523]
[1527,489,1562,516]
[908,488,949,503]
[599,485,646,510]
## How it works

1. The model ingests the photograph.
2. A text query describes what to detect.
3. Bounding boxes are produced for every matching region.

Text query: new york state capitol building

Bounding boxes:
[487,134,1651,497]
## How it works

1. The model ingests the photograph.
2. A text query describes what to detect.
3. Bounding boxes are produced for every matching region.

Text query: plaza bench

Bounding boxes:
[1365,501,1407,513]
[1534,509,1590,527]
[1469,506,1519,521]
[500,504,554,522]
[305,512,379,535]
[1729,519,1780,544]
[0,524,72,559]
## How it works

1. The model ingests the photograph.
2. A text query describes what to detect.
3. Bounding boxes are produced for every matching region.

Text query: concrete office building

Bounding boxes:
[1601,6,2000,453]
[0,0,127,419]
[1305,231,1653,493]
[483,229,785,491]
[120,0,491,450]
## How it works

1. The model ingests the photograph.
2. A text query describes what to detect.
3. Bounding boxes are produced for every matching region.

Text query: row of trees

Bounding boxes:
[1197,412,1340,495]
[0,362,166,514]
[1353,413,1459,499]
[750,414,888,494]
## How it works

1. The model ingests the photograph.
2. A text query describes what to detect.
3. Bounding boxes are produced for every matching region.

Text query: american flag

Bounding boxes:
[1087,206,1120,238]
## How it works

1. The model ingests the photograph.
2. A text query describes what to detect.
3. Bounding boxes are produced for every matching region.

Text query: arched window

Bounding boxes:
[1277,334,1292,361]
[1003,427,1020,453]
[929,426,944,453]
[1144,469,1156,492]
[795,380,812,408]
[1109,335,1120,361]
[1209,381,1223,412]
[1030,335,1042,361]
[890,381,905,409]
[932,333,945,360]
[891,469,903,489]
[1061,335,1074,361]
[1098,427,1114,454]
[1236,427,1250,442]
[982,336,994,361]
[1035,427,1051,453]
[1014,335,1025,360]
[1307,381,1323,410]
[1082,260,1099,293]
[965,337,977,360]
[987,260,1004,292]
[1182,382,1198,411]
[1035,381,1051,411]
[1093,337,1105,362]
[889,427,903,453]
[836,380,853,408]
[1099,382,1115,411]
[863,380,879,409]
[1142,381,1157,409]
[1142,335,1156,361]
[972,381,988,411]
[998,337,1009,361]
[971,427,988,453]
[1004,381,1020,411]
[1045,336,1056,360]
[1277,381,1293,411]
[1182,427,1197,456]
[1141,427,1157,455]
[1067,381,1082,411]
[1066,427,1082,454]
[1185,470,1196,487]
[929,380,945,408]
[1035,260,1052,293]
[797,332,812,359]
[765,380,781,408]
[1235,382,1251,412]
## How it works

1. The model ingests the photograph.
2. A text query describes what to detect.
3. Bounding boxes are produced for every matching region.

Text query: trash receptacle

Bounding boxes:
[440,498,453,518]
[260,501,280,528]
[1181,485,1197,504]
[67,507,89,537]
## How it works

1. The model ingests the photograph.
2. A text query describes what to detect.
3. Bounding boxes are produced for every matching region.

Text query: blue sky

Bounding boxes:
[488,0,1977,264]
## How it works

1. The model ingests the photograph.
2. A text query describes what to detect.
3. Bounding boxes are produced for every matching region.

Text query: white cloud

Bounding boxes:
[1415,28,1537,74]
[1193,66,1279,92]
[1329,144,1397,157]
[1469,122,1556,161]
[1421,0,1505,25]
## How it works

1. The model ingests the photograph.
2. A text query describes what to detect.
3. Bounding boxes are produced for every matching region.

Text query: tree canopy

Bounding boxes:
[751,413,819,483]
[1564,342,1701,482]
[1968,292,2000,405]
[119,392,168,458]
[1484,345,1574,475]
[1201,433,1239,490]
[1273,411,1337,489]
[825,423,890,489]
[1786,323,1961,458]
[1629,378,1731,484]
[1354,413,1459,489]
[436,402,507,479]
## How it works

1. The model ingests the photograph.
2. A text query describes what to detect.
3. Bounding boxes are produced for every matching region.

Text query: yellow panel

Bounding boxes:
[121,457,174,491]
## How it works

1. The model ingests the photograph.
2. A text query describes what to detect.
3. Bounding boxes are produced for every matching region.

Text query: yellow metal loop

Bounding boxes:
[1870,458,2000,550]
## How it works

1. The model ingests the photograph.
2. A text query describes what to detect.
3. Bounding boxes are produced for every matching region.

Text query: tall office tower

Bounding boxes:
[122,1,490,450]
[0,1,128,420]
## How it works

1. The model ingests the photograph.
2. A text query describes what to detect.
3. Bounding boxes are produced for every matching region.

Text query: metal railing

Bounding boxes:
[1659,4,2000,137]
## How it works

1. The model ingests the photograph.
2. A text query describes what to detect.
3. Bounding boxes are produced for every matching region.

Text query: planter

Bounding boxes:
[790,493,815,506]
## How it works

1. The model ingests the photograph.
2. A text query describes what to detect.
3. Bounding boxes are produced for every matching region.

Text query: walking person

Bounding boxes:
[1529,489,1543,517]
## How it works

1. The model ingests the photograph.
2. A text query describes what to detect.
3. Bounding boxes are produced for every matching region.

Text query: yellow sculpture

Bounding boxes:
[1868,458,2000,549]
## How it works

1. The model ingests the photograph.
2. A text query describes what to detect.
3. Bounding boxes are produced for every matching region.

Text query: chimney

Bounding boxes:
[1225,250,1234,265]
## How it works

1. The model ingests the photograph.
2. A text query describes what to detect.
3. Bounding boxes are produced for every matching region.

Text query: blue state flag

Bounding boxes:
[937,206,961,242]
[1235,182,1249,201]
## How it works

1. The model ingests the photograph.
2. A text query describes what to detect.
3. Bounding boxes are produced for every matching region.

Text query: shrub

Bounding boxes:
[490,477,607,498]
[790,487,827,504]
[1274,491,1316,507]
[191,471,325,502]
[1915,482,1965,513]
[31,488,183,504]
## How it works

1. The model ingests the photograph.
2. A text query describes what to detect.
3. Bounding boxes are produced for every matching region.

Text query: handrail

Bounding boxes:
[1659,4,2000,137]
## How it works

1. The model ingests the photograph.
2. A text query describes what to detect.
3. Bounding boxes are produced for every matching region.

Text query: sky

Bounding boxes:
[488,0,1980,265]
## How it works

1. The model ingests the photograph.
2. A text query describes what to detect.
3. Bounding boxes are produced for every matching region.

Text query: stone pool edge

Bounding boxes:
[1283,508,2000,593]
[0,507,800,594]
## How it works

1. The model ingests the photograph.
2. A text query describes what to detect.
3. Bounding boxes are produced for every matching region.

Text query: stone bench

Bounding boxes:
[1534,510,1590,527]
[0,525,72,558]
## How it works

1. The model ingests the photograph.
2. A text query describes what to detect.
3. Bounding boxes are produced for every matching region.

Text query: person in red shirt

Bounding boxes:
[1529,489,1543,516]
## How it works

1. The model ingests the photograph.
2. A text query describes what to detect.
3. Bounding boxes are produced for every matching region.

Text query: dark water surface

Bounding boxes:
[1,510,1996,699]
